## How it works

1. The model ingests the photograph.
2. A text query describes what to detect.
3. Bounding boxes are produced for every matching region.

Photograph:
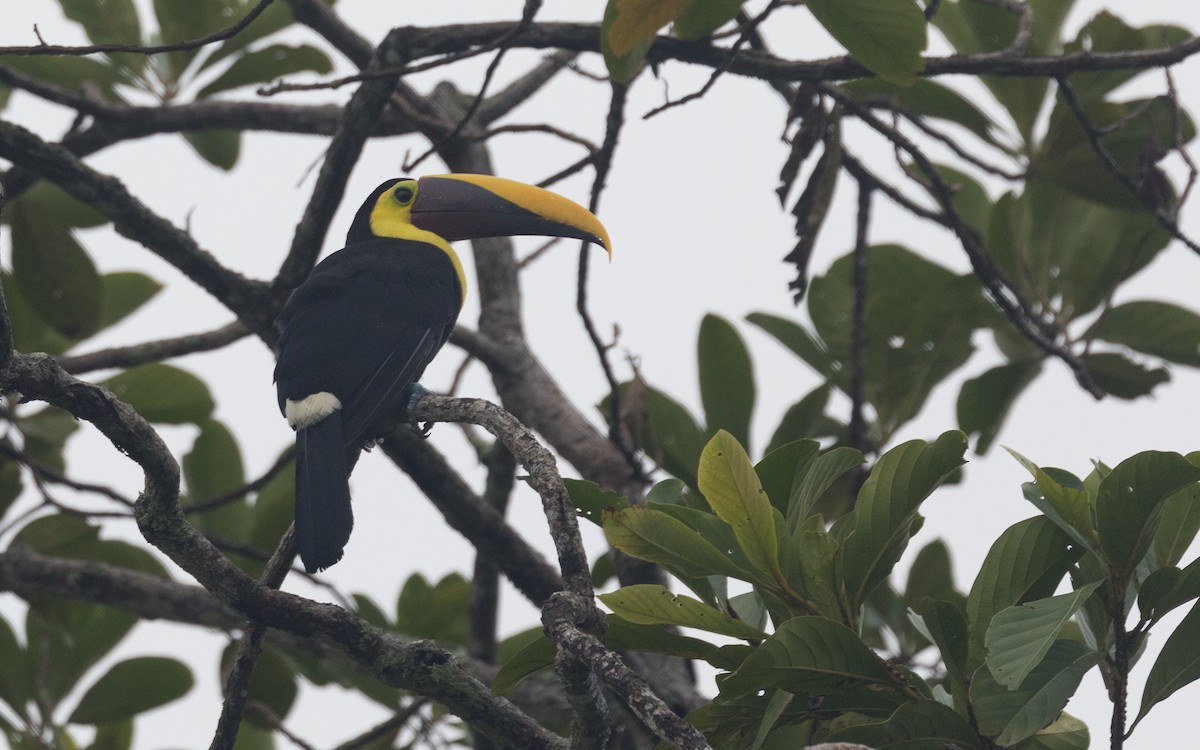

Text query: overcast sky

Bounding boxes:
[2,1,1200,747]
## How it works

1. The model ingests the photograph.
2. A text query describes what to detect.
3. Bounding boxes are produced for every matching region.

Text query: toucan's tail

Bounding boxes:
[294,412,352,573]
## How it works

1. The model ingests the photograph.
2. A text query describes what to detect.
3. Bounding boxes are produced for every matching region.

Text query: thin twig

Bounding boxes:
[848,180,873,471]
[0,0,275,57]
[0,437,134,507]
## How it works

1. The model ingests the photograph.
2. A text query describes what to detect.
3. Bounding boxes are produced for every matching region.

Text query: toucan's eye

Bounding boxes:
[392,185,415,205]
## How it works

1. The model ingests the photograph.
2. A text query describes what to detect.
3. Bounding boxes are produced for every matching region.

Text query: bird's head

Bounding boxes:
[347,174,612,256]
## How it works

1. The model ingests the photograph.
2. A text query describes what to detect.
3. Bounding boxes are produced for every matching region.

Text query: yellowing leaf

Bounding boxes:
[608,0,692,55]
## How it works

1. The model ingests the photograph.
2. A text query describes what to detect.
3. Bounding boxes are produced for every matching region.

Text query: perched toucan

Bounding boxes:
[274,174,612,573]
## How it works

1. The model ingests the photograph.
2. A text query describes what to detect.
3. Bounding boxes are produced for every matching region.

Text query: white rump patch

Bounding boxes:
[285,392,342,429]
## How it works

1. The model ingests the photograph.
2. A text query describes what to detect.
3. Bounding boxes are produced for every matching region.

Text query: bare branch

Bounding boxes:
[57,321,249,375]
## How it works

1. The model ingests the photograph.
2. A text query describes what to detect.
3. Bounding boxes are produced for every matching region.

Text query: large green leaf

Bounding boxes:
[1036,96,1195,210]
[843,78,1005,148]
[0,615,32,720]
[753,439,820,519]
[1094,451,1200,581]
[698,314,755,451]
[986,185,1170,322]
[698,430,782,583]
[745,312,831,375]
[970,640,1099,746]
[97,272,163,332]
[600,0,661,83]
[1135,598,1200,728]
[605,383,706,488]
[2,271,73,356]
[933,0,1074,141]
[839,431,967,612]
[1015,712,1090,750]
[765,385,835,454]
[809,246,989,439]
[69,657,193,724]
[183,418,246,503]
[220,644,297,727]
[985,582,1101,689]
[184,130,241,170]
[1138,558,1200,623]
[1008,450,1098,554]
[58,0,141,46]
[1089,301,1200,367]
[958,361,1042,455]
[673,0,742,39]
[9,198,103,341]
[152,0,241,79]
[914,598,970,691]
[1153,472,1200,568]
[197,44,332,98]
[826,700,982,748]
[786,446,864,530]
[719,617,902,698]
[1083,351,1169,399]
[806,0,926,86]
[1061,12,1191,104]
[600,585,768,639]
[395,573,471,647]
[102,364,215,424]
[603,505,751,581]
[966,518,1079,666]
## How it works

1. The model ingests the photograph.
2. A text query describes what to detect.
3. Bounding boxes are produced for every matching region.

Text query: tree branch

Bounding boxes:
[56,321,249,375]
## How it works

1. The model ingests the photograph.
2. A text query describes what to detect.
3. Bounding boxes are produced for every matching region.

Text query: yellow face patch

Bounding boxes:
[368,180,467,303]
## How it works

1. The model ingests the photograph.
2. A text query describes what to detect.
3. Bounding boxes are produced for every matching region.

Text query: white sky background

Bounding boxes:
[2,0,1200,747]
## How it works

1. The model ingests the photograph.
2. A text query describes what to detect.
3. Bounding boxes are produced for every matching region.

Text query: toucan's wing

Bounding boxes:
[274,240,461,445]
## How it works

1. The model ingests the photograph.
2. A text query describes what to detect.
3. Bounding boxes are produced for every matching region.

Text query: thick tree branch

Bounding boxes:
[0,121,273,337]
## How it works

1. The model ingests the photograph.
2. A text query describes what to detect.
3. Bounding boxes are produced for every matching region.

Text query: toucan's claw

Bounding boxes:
[406,383,434,438]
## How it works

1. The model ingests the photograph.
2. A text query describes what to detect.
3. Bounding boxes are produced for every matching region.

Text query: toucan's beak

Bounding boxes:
[411,174,612,257]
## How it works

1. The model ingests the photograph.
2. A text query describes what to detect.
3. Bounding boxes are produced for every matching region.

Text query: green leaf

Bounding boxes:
[839,431,967,612]
[765,385,833,453]
[59,0,142,46]
[565,477,630,527]
[1016,711,1090,750]
[0,614,32,719]
[1138,558,1200,623]
[806,0,926,86]
[184,130,241,170]
[97,272,163,332]
[986,185,1170,323]
[69,657,192,724]
[606,0,689,55]
[197,44,332,98]
[86,718,133,750]
[220,644,297,727]
[1008,450,1099,554]
[933,0,1073,141]
[1083,351,1169,399]
[10,198,103,340]
[20,405,80,474]
[1094,451,1200,581]
[966,517,1079,666]
[958,362,1042,455]
[826,700,982,748]
[970,640,1100,746]
[746,312,831,375]
[787,446,865,531]
[718,616,901,698]
[673,0,742,39]
[1,56,122,99]
[183,419,246,503]
[1153,476,1200,568]
[351,593,391,630]
[698,314,755,451]
[1135,598,1200,727]
[395,572,471,647]
[915,598,970,690]
[1,181,108,229]
[2,271,73,356]
[809,246,989,439]
[1089,301,1200,367]
[248,448,295,552]
[152,0,241,78]
[985,582,1101,689]
[1062,12,1191,104]
[0,459,23,525]
[843,78,1005,148]
[1036,96,1195,210]
[600,584,768,639]
[754,439,820,519]
[102,363,215,423]
[904,539,957,611]
[621,384,706,489]
[603,505,751,581]
[196,0,305,73]
[698,430,781,583]
[600,0,661,83]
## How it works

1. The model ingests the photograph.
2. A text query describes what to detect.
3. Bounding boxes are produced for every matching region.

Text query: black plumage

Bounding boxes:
[275,233,460,573]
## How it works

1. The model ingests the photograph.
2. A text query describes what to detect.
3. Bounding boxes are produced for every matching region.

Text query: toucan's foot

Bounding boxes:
[406,383,434,438]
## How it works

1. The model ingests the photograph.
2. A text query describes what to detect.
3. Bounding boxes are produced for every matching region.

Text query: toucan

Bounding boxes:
[274,174,612,574]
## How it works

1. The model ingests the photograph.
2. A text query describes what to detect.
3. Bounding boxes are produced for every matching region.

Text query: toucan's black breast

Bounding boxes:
[274,238,461,444]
